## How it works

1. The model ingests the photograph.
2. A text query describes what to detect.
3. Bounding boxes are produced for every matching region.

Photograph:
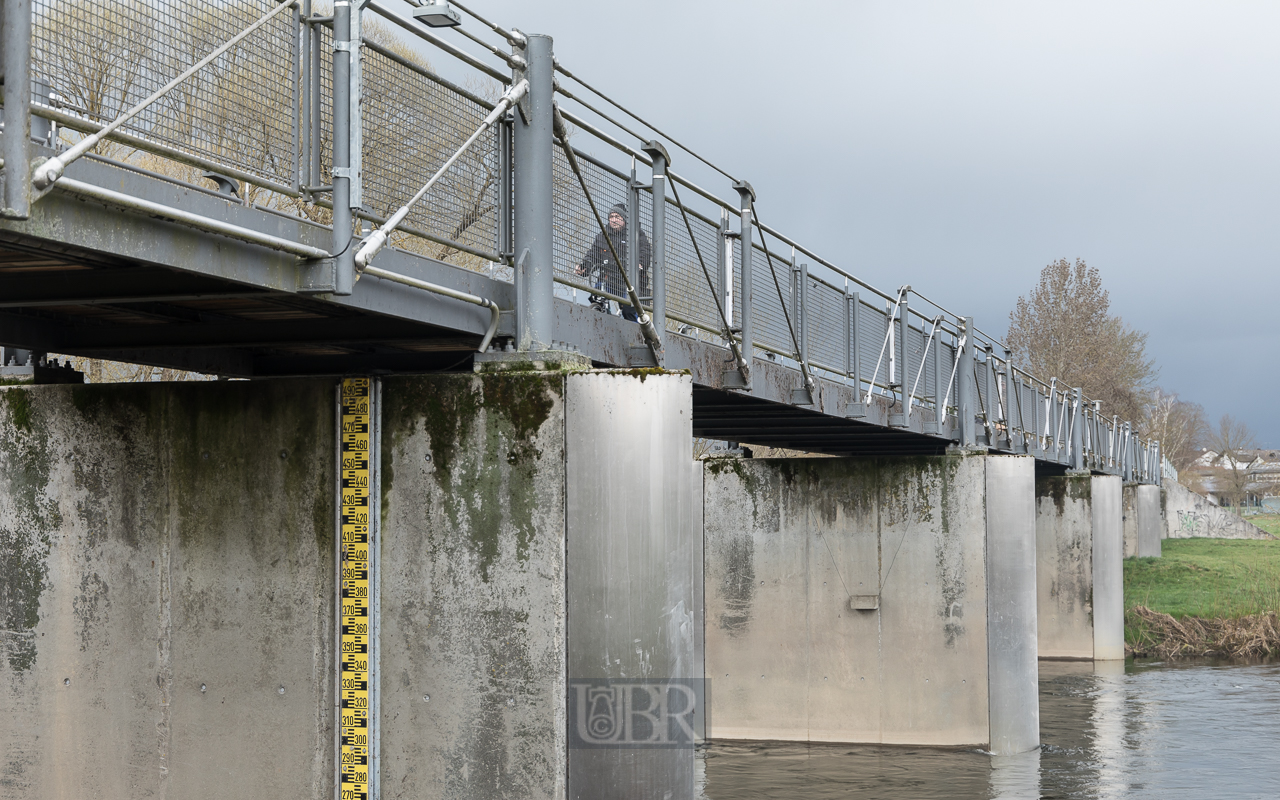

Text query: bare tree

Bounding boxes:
[1208,414,1257,508]
[1143,388,1208,475]
[1007,258,1156,423]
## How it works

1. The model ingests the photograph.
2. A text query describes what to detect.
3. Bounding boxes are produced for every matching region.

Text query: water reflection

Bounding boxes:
[700,660,1280,799]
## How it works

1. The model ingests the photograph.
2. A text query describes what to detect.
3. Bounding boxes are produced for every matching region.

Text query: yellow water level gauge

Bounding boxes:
[338,377,378,800]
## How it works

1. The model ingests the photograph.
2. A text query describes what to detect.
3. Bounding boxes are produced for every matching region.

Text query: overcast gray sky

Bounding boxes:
[438,1,1280,446]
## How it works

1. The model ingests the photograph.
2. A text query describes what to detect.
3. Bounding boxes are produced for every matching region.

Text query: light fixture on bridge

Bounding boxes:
[413,0,461,27]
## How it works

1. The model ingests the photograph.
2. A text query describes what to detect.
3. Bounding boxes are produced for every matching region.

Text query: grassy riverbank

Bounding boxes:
[1125,538,1280,658]
[1249,513,1280,537]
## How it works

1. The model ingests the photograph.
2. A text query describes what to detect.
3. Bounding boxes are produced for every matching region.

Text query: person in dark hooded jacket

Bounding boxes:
[575,203,651,322]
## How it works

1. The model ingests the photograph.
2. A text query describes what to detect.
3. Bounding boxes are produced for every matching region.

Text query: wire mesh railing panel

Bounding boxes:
[750,246,793,356]
[664,201,724,333]
[858,300,891,389]
[1015,382,1036,437]
[360,44,499,264]
[807,278,845,374]
[901,323,926,403]
[937,340,957,407]
[31,0,299,187]
[975,360,992,422]
[314,22,333,186]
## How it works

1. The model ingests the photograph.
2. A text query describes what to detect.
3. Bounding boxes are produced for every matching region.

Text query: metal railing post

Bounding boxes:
[643,140,669,346]
[734,180,754,378]
[1092,401,1102,470]
[1030,384,1041,456]
[2,0,32,219]
[981,345,995,445]
[1110,415,1118,470]
[497,111,513,261]
[1071,387,1085,471]
[310,8,322,188]
[1049,384,1059,458]
[1003,351,1019,451]
[626,164,640,295]
[927,328,942,433]
[798,262,810,369]
[845,288,864,418]
[513,33,554,351]
[957,317,976,447]
[300,0,311,189]
[892,288,909,426]
[1122,422,1132,481]
[330,0,357,295]
[716,210,729,323]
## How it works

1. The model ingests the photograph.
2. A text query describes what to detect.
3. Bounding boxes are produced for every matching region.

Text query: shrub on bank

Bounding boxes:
[1124,538,1280,659]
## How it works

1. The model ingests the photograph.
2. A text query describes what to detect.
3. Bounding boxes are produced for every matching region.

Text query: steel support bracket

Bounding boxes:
[845,402,866,419]
[722,369,748,390]
[790,387,814,406]
[298,257,339,294]
[628,346,658,368]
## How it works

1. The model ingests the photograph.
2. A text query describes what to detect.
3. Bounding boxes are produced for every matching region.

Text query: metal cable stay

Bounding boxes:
[25,0,508,354]
[666,177,749,383]
[353,78,532,352]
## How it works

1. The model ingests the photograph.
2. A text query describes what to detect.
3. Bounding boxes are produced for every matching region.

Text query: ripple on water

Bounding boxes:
[699,660,1280,800]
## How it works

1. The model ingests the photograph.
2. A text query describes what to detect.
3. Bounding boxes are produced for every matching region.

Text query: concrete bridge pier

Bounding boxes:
[703,451,1039,755]
[1123,483,1163,558]
[1034,474,1124,661]
[0,367,701,800]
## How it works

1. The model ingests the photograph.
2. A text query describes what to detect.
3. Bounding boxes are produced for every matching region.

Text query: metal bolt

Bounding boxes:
[200,684,207,693]
[279,450,288,459]
[506,698,515,708]
[423,694,430,702]
[63,678,70,686]
[278,686,285,695]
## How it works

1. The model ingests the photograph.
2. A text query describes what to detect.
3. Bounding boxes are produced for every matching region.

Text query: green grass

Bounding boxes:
[1125,538,1280,619]
[1249,513,1280,537]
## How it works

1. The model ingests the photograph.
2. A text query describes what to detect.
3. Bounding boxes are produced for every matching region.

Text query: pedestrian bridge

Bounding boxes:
[0,2,1165,799]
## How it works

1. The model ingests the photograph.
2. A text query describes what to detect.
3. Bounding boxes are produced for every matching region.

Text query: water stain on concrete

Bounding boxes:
[718,534,755,637]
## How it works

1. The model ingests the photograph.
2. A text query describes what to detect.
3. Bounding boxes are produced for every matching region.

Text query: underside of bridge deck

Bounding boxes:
[691,387,951,457]
[0,236,487,376]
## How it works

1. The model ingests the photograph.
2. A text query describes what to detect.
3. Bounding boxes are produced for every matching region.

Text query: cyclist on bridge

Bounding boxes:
[576,202,651,322]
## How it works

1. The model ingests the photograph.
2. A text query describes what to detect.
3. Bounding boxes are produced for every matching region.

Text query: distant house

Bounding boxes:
[1184,449,1280,509]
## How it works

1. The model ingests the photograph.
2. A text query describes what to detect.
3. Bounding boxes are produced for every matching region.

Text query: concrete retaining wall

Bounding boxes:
[1162,478,1273,540]
[703,453,1038,751]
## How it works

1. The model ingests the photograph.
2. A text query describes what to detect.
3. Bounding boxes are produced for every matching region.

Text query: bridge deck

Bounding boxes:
[0,145,971,458]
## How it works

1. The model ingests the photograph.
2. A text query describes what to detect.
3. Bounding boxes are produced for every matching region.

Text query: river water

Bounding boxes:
[698,659,1280,799]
